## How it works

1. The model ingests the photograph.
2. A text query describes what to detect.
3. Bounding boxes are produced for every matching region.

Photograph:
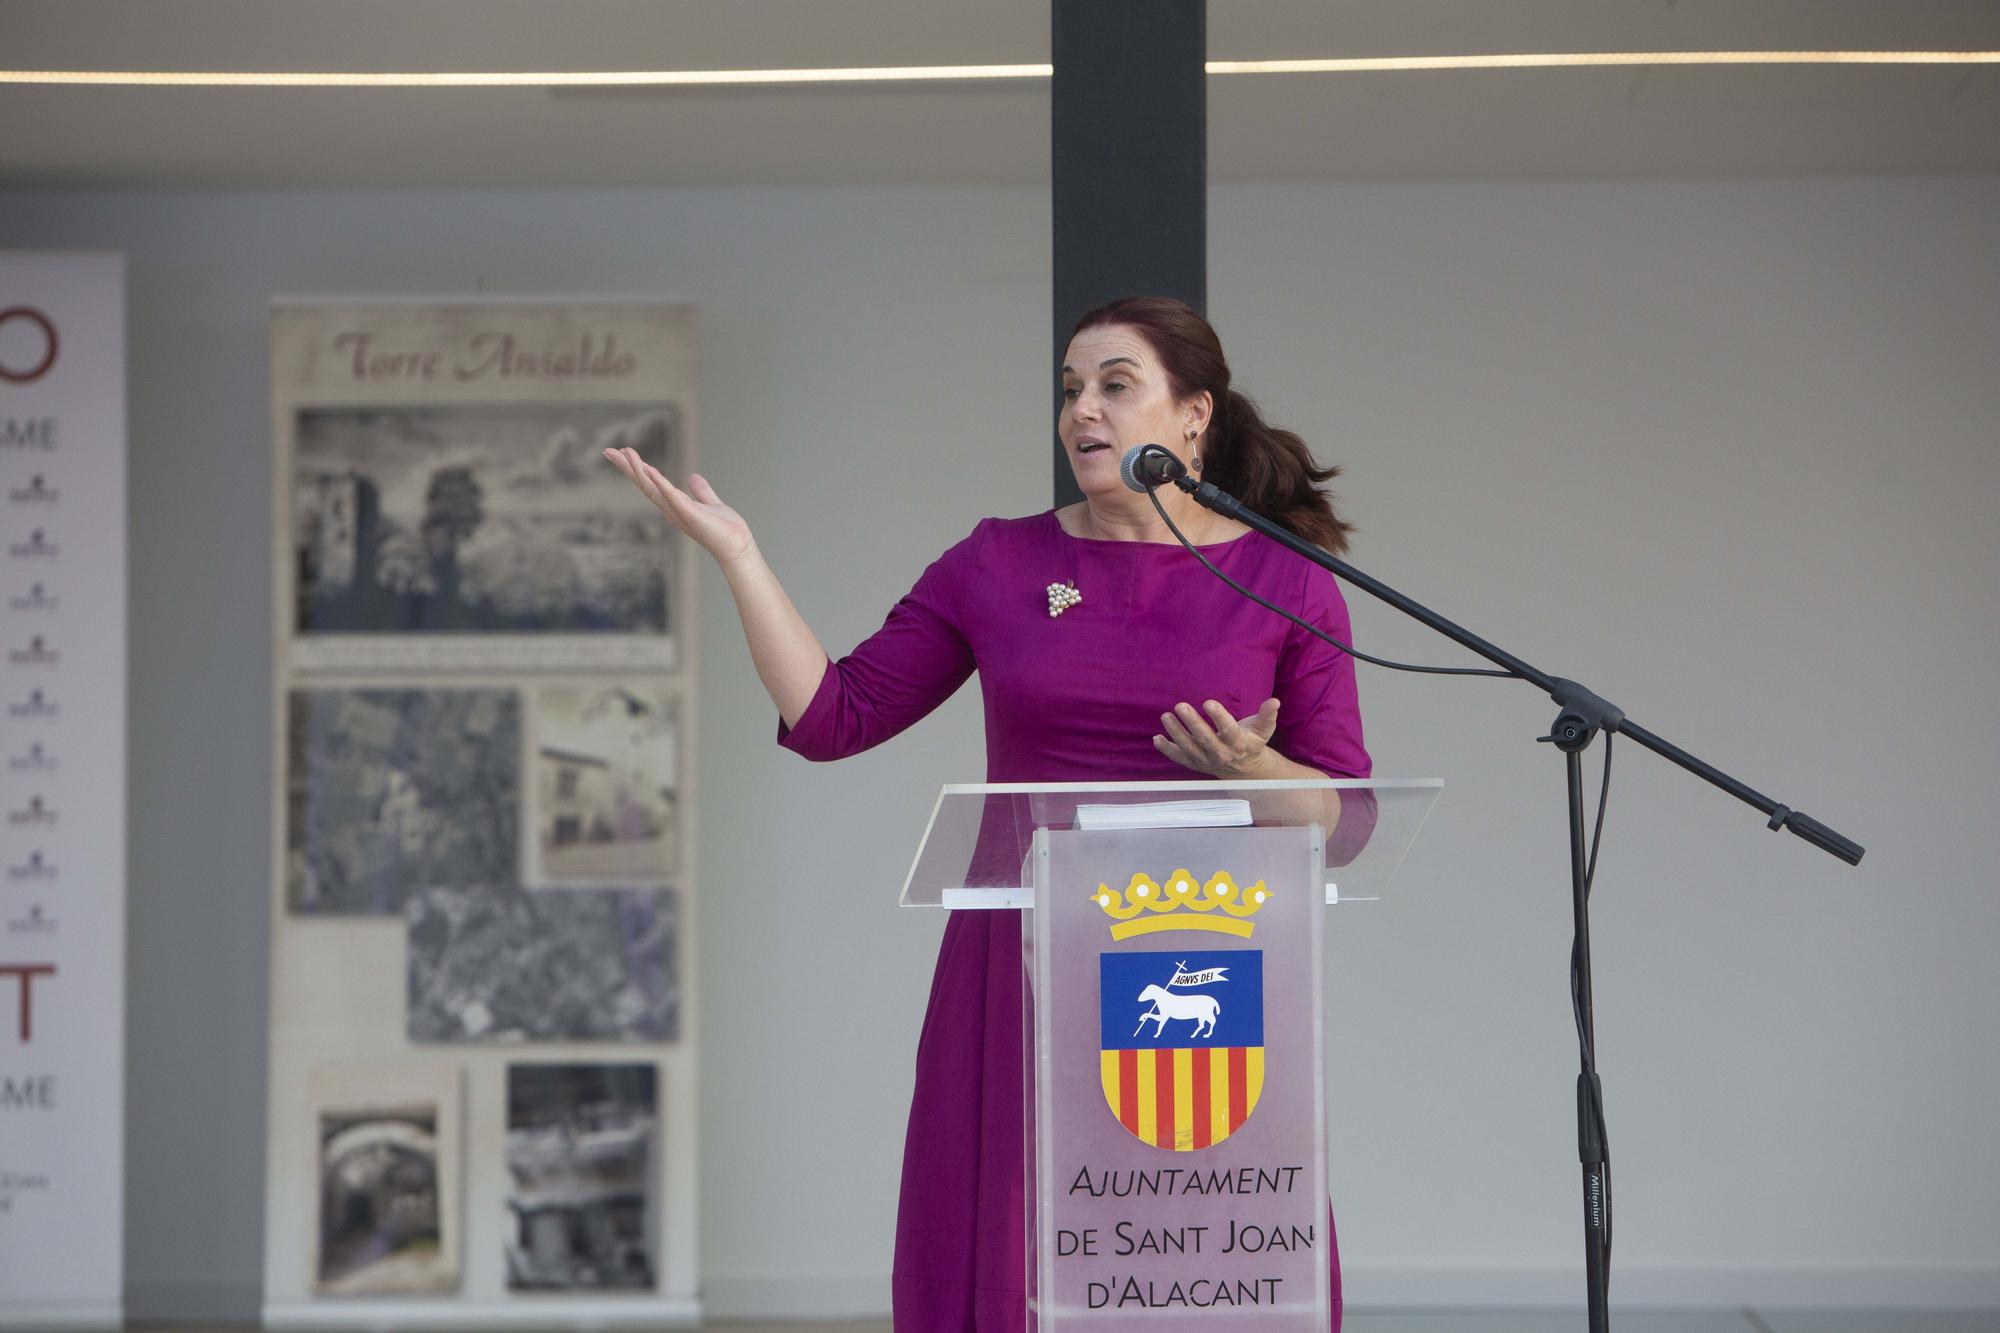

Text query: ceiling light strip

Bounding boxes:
[0,52,1995,89]
[1209,51,2000,74]
[0,64,1056,88]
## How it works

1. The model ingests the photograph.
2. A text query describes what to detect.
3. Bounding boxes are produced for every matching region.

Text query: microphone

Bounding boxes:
[1119,444,1187,494]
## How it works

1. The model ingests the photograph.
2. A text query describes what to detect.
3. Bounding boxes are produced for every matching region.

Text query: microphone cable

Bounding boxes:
[1146,479,1618,1276]
[1574,730,1614,1269]
[1144,485,1519,680]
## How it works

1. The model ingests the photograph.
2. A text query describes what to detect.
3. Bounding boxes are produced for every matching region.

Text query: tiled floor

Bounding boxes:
[682,1318,2000,1333]
[1331,1315,2000,1332]
[700,1312,2000,1320]
[136,1313,2000,1332]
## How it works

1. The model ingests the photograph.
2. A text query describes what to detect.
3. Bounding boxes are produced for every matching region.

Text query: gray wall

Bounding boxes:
[0,175,1993,1318]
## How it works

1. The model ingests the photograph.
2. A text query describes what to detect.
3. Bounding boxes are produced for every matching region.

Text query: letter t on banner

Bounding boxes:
[1,964,55,1041]
[1051,0,1207,507]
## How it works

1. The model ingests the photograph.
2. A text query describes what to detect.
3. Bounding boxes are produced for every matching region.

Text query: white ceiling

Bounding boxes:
[1,0,1996,186]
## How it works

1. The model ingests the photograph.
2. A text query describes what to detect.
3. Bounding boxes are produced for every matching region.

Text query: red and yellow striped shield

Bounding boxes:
[1099,1045,1265,1152]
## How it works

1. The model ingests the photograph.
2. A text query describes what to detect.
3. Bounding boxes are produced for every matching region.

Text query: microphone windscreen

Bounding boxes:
[1119,445,1148,494]
[1120,444,1183,494]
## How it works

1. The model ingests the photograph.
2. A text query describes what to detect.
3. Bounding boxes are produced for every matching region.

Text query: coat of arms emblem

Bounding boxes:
[1097,948,1265,1151]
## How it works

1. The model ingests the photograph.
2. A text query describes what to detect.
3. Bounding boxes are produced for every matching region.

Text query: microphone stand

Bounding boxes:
[1155,454,1864,1333]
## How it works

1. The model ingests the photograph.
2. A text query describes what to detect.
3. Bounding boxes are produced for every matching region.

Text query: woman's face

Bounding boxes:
[1059,323,1208,496]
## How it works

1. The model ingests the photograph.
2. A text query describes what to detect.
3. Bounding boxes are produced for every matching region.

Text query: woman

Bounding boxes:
[607,296,1370,1330]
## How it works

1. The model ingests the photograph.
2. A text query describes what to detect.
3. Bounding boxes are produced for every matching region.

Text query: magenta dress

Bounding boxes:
[779,510,1371,1331]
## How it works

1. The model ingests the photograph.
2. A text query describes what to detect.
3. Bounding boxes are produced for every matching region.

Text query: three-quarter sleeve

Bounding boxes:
[1270,562,1372,779]
[776,522,983,762]
[1270,560,1376,867]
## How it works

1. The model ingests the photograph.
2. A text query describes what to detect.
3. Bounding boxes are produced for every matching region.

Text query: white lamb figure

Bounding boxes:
[1134,984,1220,1040]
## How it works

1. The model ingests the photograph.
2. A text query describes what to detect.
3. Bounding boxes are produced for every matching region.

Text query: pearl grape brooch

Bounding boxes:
[1046,580,1081,618]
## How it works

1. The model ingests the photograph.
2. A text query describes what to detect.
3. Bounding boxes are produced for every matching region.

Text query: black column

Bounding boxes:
[1051,0,1207,506]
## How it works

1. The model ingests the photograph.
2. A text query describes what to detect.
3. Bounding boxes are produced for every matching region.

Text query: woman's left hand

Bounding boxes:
[1156,698,1282,779]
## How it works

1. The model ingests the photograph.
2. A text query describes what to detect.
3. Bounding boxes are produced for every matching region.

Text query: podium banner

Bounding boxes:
[1033,824,1329,1328]
[0,253,127,1329]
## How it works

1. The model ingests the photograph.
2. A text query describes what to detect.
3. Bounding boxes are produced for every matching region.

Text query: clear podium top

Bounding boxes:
[900,779,1441,908]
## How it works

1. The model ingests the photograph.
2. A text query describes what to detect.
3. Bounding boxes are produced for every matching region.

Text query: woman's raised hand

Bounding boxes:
[603,446,828,727]
[604,446,755,566]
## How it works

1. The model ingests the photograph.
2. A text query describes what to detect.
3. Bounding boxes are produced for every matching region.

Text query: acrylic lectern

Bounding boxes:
[902,779,1441,1330]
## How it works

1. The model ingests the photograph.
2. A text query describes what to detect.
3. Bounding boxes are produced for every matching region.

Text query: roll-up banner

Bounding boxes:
[263,301,700,1329]
[0,253,128,1329]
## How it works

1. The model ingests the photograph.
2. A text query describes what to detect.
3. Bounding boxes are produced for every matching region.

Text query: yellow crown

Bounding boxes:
[1091,868,1270,940]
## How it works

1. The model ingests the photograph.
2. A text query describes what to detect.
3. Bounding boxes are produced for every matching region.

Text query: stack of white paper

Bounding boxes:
[1074,799,1254,831]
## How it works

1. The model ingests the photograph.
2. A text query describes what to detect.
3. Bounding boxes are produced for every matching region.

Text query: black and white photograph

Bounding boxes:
[310,1064,462,1297]
[291,402,678,643]
[286,687,520,915]
[405,885,679,1042]
[529,683,681,887]
[504,1062,660,1292]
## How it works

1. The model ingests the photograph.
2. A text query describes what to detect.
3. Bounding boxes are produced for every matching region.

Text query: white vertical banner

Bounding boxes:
[0,253,127,1329]
[264,301,699,1329]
